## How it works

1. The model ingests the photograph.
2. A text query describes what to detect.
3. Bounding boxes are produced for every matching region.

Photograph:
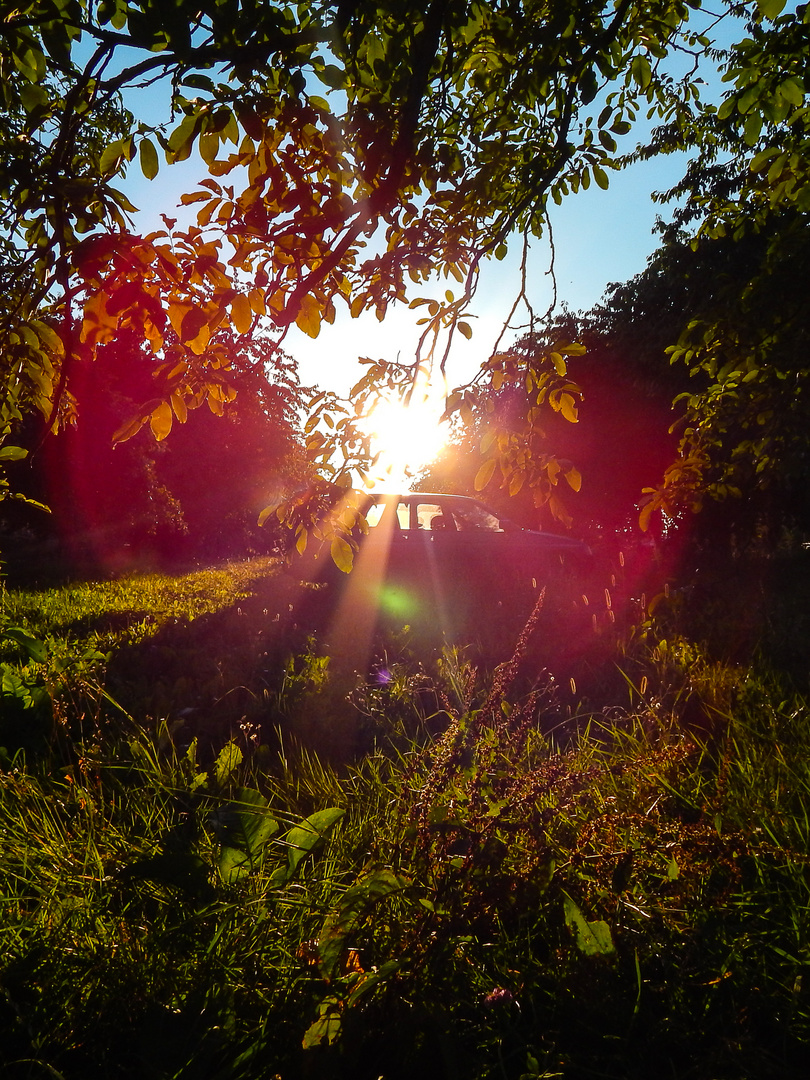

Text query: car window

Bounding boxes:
[366,502,386,527]
[415,503,456,531]
[396,501,411,529]
[450,501,502,531]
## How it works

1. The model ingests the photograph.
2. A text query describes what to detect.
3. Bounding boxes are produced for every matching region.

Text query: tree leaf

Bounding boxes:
[330,535,354,573]
[139,137,159,180]
[231,292,253,334]
[149,401,173,442]
[0,445,28,462]
[474,458,497,491]
[756,0,787,18]
[296,293,322,338]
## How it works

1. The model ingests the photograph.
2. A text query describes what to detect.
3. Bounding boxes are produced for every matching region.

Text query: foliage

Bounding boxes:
[3,326,307,576]
[419,314,681,540]
[631,3,810,534]
[0,0,730,542]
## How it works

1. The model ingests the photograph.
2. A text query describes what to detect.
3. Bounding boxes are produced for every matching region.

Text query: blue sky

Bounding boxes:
[283,145,689,395]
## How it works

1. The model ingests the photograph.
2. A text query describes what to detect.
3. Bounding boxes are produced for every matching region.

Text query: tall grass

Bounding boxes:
[1,563,808,1078]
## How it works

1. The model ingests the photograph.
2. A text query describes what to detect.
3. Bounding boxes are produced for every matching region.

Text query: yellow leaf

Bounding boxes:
[248,288,266,315]
[474,458,497,491]
[171,392,188,423]
[150,401,173,441]
[509,470,525,497]
[113,410,150,444]
[559,393,579,423]
[638,498,656,532]
[231,292,253,334]
[296,294,321,338]
[330,535,354,573]
[565,466,582,492]
[187,324,211,355]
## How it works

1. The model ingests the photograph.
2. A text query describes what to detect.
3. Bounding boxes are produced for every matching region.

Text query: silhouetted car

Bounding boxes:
[298,490,590,587]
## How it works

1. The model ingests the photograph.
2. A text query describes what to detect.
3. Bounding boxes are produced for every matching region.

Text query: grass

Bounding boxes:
[1,558,280,650]
[1,559,809,1078]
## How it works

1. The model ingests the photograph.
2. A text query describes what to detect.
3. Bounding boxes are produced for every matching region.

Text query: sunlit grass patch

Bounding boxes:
[1,557,280,651]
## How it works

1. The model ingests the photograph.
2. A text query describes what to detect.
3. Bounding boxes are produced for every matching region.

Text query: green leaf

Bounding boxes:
[302,998,343,1049]
[0,445,28,462]
[217,788,279,884]
[593,165,609,190]
[100,139,127,174]
[756,0,787,19]
[272,808,345,886]
[318,868,407,978]
[2,627,48,663]
[139,137,159,180]
[214,740,243,786]
[563,894,615,957]
[121,852,214,900]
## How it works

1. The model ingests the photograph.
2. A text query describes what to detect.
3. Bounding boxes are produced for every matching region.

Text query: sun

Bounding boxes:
[360,388,449,488]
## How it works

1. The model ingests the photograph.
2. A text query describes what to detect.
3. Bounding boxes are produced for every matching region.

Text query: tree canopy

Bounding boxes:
[1,0,808,557]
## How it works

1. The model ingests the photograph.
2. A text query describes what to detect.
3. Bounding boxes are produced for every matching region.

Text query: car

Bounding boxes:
[291,490,592,652]
[298,490,590,588]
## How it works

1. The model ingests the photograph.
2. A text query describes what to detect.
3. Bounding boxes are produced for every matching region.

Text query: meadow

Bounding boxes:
[1,555,808,1079]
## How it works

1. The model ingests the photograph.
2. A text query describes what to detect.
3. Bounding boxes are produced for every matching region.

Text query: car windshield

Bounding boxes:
[450,501,502,531]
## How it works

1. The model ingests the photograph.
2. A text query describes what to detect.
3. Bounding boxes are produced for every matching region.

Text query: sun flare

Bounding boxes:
[360,388,449,488]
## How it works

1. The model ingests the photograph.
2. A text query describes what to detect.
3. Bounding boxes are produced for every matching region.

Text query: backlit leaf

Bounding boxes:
[231,292,253,334]
[330,535,354,573]
[474,458,497,491]
[295,293,322,338]
[139,137,159,180]
[149,401,173,441]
